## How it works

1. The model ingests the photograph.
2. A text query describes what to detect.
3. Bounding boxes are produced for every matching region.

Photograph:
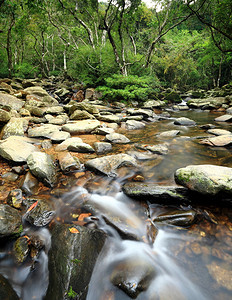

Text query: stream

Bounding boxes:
[1,109,232,299]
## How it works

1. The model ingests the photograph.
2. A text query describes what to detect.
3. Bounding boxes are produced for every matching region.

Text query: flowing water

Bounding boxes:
[1,109,232,299]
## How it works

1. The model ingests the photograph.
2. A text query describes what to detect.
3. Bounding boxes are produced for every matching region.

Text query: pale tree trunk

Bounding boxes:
[6,15,15,78]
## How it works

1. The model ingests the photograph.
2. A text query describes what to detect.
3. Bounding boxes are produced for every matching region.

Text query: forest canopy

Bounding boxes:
[0,0,232,90]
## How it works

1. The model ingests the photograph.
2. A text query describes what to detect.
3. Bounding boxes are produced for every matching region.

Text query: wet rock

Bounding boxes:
[41,140,53,149]
[58,152,83,173]
[67,142,95,153]
[27,152,56,187]
[45,223,106,300]
[55,137,83,151]
[0,136,38,162]
[13,236,30,264]
[200,135,232,147]
[215,114,232,122]
[135,143,169,155]
[0,108,11,123]
[207,128,232,136]
[50,130,70,143]
[175,164,232,195]
[0,274,20,300]
[174,117,196,126]
[122,183,190,203]
[110,255,156,299]
[1,117,28,139]
[7,189,24,209]
[207,261,232,291]
[62,119,100,134]
[28,124,60,139]
[0,92,24,111]
[125,120,145,130]
[153,209,197,226]
[0,204,22,238]
[158,130,180,138]
[94,142,112,154]
[24,199,55,227]
[85,154,138,176]
[105,132,130,144]
[199,124,215,129]
[20,172,39,195]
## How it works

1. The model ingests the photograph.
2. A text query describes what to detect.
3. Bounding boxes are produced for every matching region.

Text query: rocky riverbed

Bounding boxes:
[0,77,232,299]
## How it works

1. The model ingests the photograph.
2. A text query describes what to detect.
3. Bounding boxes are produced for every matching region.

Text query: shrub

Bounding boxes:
[97,74,160,104]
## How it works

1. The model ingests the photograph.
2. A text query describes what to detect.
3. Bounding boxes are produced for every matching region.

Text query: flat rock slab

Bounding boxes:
[97,115,121,123]
[207,129,232,136]
[122,183,190,202]
[28,124,60,139]
[215,114,232,122]
[62,119,100,134]
[50,131,71,143]
[174,117,196,126]
[175,164,232,195]
[135,143,169,155]
[27,152,56,187]
[105,133,130,144]
[200,135,232,146]
[0,93,24,111]
[0,136,38,162]
[85,153,138,176]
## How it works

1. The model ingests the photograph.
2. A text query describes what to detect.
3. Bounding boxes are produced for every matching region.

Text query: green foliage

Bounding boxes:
[97,74,160,103]
[67,286,77,299]
[14,62,38,78]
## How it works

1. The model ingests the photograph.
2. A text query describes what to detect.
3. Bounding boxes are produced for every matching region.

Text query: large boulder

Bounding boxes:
[0,136,38,162]
[1,117,28,139]
[45,223,106,300]
[0,93,24,111]
[85,153,138,176]
[27,152,57,187]
[175,165,232,195]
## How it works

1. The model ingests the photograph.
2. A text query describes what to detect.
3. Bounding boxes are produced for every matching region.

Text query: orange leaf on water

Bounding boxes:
[69,227,80,234]
[26,201,38,213]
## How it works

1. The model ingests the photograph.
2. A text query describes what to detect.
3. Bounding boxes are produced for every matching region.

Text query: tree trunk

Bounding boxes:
[6,15,15,78]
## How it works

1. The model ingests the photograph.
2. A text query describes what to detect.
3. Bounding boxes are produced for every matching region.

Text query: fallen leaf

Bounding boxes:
[69,227,80,233]
[26,201,38,213]
[78,213,91,221]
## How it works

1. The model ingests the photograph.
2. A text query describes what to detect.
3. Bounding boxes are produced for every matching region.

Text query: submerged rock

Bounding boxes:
[153,209,197,226]
[135,143,169,155]
[175,164,232,195]
[45,223,106,300]
[0,204,22,238]
[27,152,56,187]
[85,154,138,176]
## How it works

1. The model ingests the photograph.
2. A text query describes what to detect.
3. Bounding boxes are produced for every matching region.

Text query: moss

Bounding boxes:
[67,286,77,299]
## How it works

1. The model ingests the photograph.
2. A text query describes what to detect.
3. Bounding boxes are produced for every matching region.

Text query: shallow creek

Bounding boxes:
[1,109,232,299]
